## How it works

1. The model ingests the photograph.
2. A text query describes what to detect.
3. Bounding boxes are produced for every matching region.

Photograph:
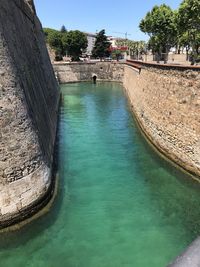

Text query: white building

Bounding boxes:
[84,32,96,56]
[107,36,129,60]
[107,36,123,48]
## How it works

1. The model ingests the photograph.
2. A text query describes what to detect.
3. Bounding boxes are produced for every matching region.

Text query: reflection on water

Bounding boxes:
[0,82,200,267]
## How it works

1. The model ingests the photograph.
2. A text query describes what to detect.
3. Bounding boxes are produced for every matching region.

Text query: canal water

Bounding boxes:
[1,82,200,267]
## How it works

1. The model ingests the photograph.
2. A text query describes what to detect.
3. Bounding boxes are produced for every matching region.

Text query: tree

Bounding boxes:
[116,39,146,59]
[43,28,88,62]
[177,0,200,64]
[92,30,111,59]
[62,30,88,61]
[60,25,67,33]
[43,28,64,60]
[111,49,122,61]
[60,27,68,57]
[176,31,191,59]
[139,4,177,62]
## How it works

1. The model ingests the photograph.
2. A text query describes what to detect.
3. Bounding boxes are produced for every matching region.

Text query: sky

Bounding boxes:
[34,0,182,41]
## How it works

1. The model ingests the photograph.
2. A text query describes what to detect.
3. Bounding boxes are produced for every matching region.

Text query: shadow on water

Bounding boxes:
[0,106,66,250]
[126,98,200,243]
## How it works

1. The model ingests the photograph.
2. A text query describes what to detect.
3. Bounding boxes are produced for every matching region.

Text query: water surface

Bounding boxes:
[1,82,200,267]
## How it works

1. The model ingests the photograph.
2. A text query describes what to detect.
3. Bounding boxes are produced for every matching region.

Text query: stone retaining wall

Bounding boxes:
[53,62,124,83]
[0,0,59,228]
[123,64,200,178]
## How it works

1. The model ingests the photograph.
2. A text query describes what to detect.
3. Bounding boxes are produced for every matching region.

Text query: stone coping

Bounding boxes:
[53,61,124,66]
[127,60,200,71]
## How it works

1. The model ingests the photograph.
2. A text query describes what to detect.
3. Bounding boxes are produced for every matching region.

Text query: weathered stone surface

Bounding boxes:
[54,61,200,178]
[0,0,59,226]
[123,65,200,178]
[53,62,124,83]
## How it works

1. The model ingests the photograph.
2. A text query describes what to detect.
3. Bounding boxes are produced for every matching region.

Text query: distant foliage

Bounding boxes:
[116,39,146,59]
[43,27,87,61]
[111,50,122,61]
[176,0,200,64]
[62,30,88,61]
[92,30,111,59]
[60,25,67,33]
[43,28,65,60]
[139,4,177,61]
[139,0,200,63]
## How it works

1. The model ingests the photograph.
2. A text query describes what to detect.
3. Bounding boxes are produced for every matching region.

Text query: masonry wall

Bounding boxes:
[53,62,124,83]
[123,64,200,178]
[54,60,200,178]
[0,0,59,227]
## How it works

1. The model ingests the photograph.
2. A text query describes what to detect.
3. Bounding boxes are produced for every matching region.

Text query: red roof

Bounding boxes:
[108,45,128,52]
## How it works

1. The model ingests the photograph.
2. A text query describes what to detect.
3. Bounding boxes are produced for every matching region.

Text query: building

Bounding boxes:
[84,32,96,56]
[83,33,129,59]
[108,36,124,48]
[108,36,129,60]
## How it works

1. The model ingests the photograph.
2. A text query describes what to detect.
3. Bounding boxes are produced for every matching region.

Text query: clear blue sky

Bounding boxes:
[34,0,182,41]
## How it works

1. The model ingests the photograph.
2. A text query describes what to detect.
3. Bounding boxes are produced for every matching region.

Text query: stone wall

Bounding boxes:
[123,64,200,178]
[0,0,59,228]
[145,53,190,65]
[54,60,200,178]
[53,62,124,83]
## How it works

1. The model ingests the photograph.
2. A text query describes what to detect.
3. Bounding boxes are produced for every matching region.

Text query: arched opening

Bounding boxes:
[92,74,97,84]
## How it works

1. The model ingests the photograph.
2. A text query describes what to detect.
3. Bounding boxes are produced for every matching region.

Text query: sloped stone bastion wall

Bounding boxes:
[0,0,59,228]
[123,63,200,179]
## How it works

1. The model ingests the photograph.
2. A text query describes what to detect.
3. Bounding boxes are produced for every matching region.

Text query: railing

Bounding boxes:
[126,60,142,73]
[126,59,200,71]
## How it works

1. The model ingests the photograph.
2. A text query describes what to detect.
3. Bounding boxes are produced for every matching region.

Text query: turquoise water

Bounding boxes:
[1,82,200,267]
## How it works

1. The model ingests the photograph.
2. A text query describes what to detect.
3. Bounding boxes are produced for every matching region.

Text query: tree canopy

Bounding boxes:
[176,0,200,63]
[139,0,200,63]
[139,4,177,60]
[92,30,111,59]
[62,30,88,61]
[43,28,87,61]
[43,28,66,60]
[60,25,67,33]
[177,0,200,32]
[115,39,146,59]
